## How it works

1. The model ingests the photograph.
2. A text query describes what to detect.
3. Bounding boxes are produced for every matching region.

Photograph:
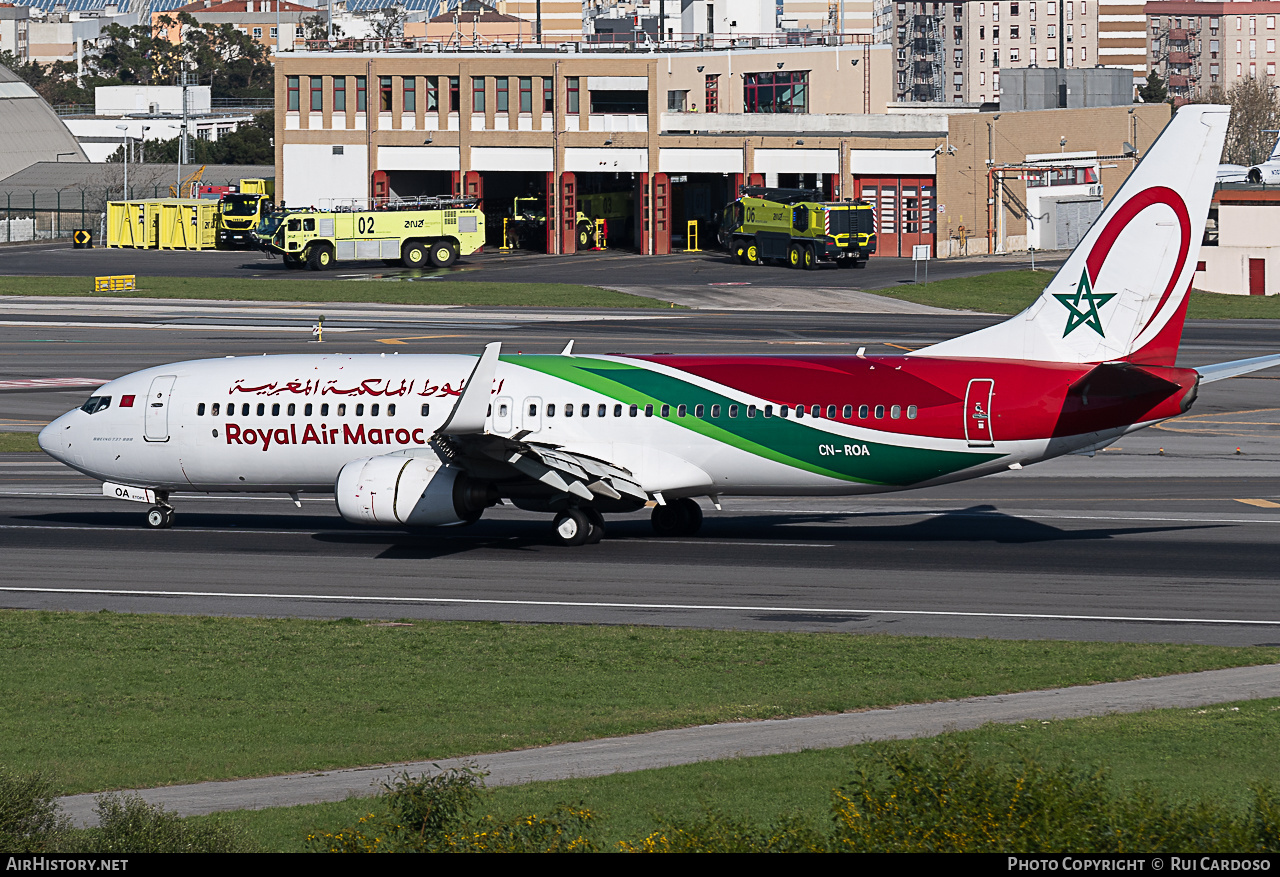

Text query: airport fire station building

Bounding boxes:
[272,39,1169,257]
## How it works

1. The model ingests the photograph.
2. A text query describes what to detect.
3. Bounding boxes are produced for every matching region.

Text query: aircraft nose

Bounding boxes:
[38,413,72,461]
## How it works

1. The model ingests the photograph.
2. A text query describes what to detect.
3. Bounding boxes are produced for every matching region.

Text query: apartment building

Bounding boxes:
[154,0,313,50]
[882,0,1099,104]
[1145,2,1280,102]
[0,3,30,61]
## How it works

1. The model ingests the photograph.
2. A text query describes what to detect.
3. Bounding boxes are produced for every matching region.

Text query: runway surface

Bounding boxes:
[2,301,1279,646]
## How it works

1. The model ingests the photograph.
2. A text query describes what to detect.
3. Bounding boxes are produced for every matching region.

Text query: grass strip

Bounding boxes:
[0,275,672,309]
[869,269,1280,319]
[0,432,40,452]
[1,610,1273,795]
[196,696,1280,851]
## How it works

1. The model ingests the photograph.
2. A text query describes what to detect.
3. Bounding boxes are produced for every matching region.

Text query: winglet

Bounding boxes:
[561,340,575,356]
[439,342,501,435]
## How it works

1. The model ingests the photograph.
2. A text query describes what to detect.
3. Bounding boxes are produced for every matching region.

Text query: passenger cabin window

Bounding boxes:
[371,404,380,416]
[729,405,739,418]
[241,403,250,416]
[337,404,346,416]
[645,404,654,417]
[564,404,573,418]
[272,403,281,416]
[420,403,429,416]
[661,404,670,417]
[81,396,111,414]
[288,403,296,416]
[197,403,206,416]
[212,403,220,416]
[630,404,638,417]
[356,404,364,416]
[257,403,265,416]
[305,404,313,416]
[388,404,396,416]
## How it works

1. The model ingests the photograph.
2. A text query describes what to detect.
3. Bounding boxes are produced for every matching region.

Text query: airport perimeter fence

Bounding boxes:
[0,176,252,244]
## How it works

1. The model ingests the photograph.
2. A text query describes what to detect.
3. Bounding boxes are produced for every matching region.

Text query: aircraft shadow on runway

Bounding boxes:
[11,505,1217,561]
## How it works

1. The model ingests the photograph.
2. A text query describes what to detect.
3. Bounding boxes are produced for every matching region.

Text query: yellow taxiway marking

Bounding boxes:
[376,334,468,345]
[1235,498,1280,509]
[1155,407,1280,435]
[883,343,920,352]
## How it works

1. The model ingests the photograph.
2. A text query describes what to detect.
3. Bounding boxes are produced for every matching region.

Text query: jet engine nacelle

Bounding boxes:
[335,450,484,527]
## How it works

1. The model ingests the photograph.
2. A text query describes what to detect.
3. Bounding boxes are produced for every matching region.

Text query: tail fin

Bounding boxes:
[917,105,1229,365]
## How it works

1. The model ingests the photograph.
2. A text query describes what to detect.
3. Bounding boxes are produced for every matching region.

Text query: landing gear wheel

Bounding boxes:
[576,221,594,250]
[650,498,703,537]
[788,242,804,268]
[146,506,173,529]
[583,507,605,544]
[552,508,591,547]
[307,243,334,271]
[402,241,428,268]
[429,240,459,268]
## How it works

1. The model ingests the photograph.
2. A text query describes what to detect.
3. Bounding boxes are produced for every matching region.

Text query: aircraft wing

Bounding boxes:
[431,342,648,504]
[1195,353,1280,384]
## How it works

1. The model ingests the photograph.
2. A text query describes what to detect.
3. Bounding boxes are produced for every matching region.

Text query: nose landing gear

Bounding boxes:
[145,502,174,529]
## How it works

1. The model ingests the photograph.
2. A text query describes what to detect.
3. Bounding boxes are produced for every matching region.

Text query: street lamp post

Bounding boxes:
[114,124,131,199]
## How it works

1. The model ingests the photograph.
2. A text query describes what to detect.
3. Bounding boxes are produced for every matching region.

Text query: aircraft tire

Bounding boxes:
[651,498,702,537]
[583,507,605,544]
[146,506,172,529]
[553,508,591,547]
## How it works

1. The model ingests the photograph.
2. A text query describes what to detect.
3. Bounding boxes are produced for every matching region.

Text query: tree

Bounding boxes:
[1220,77,1280,166]
[107,111,274,165]
[1138,70,1168,104]
[368,6,407,44]
[300,12,343,43]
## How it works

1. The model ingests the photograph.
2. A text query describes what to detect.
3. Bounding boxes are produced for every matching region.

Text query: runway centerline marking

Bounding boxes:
[1,586,1277,628]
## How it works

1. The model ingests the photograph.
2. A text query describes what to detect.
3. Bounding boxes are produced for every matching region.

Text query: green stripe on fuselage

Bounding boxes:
[507,356,1002,486]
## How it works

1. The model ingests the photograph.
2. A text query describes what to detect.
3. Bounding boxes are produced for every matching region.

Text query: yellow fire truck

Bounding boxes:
[259,197,485,270]
[721,187,876,269]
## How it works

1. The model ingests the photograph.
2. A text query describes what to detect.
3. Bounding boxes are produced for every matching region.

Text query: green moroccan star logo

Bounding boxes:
[1053,270,1116,338]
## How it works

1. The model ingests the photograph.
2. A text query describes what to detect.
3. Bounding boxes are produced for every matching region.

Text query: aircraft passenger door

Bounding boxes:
[144,375,178,442]
[494,396,513,433]
[522,396,543,433]
[964,379,995,447]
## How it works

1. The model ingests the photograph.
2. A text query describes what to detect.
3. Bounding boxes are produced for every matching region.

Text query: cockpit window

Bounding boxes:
[80,395,111,414]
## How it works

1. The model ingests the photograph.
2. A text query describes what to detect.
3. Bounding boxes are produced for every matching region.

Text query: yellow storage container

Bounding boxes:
[158,199,218,251]
[106,200,163,249]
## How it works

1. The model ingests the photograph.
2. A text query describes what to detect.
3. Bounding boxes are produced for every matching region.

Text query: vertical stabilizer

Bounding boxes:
[916,105,1229,364]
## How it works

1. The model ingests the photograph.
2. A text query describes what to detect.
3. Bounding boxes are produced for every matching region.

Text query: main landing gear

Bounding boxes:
[650,497,703,538]
[552,507,605,547]
[551,499,704,546]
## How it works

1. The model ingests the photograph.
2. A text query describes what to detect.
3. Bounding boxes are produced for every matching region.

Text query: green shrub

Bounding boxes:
[309,765,598,853]
[0,769,70,853]
[82,793,255,853]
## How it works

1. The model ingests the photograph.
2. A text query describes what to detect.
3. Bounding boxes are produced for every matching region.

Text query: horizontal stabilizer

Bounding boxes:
[1195,353,1280,384]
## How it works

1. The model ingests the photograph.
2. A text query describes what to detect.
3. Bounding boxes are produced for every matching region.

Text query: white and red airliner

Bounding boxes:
[38,105,1280,545]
